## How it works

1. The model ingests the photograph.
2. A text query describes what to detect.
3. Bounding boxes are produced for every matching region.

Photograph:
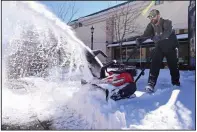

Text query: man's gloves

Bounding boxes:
[152,35,161,43]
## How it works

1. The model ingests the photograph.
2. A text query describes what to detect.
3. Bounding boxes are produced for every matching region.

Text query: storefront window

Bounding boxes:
[112,40,189,69]
[126,47,140,62]
[114,47,120,60]
[122,48,126,60]
[126,47,134,58]
[113,47,127,61]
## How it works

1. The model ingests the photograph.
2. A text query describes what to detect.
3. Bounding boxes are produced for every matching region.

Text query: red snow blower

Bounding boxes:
[82,36,153,101]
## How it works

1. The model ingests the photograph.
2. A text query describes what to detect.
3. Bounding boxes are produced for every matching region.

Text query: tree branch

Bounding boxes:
[49,2,79,23]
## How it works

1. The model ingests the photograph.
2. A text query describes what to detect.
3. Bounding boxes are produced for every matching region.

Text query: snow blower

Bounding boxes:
[82,36,153,101]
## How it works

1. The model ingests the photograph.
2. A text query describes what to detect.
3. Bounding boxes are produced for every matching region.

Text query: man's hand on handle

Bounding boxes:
[152,35,161,43]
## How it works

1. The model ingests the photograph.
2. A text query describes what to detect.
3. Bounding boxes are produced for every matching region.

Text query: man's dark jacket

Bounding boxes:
[140,18,179,52]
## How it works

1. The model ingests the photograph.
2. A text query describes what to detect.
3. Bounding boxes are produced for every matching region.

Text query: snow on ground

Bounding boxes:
[3,69,195,130]
[123,69,195,130]
[66,69,195,130]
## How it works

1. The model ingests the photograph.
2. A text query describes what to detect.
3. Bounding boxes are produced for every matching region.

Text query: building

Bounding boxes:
[69,1,193,69]
[188,0,196,69]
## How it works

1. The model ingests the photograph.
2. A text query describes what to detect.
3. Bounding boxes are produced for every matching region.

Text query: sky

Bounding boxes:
[40,1,127,23]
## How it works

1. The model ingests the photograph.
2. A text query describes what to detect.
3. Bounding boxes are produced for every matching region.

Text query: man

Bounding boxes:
[136,9,180,93]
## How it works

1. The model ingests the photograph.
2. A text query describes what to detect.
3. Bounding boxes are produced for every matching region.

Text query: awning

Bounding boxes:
[107,33,188,47]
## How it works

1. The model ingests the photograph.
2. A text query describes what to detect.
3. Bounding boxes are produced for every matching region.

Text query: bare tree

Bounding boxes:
[106,1,150,63]
[49,1,79,24]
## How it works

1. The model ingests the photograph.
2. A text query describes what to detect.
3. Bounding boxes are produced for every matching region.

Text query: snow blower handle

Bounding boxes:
[102,60,117,69]
[134,37,156,83]
[136,36,154,46]
[125,36,153,64]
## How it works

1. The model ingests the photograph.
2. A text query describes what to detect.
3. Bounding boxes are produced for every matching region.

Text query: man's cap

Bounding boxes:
[147,9,160,19]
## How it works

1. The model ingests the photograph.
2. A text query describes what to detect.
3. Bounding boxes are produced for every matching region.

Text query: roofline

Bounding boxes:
[70,1,131,23]
[107,33,188,47]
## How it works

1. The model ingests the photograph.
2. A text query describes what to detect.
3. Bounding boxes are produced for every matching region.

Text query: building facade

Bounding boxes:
[69,1,192,69]
[188,0,196,68]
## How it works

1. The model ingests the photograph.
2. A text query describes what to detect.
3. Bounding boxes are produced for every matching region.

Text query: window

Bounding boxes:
[184,29,188,33]
[74,22,83,28]
[113,47,127,61]
[126,48,134,58]
[179,29,185,34]
[155,0,164,5]
[79,22,83,27]
[114,47,120,60]
[127,47,140,60]
[122,48,126,60]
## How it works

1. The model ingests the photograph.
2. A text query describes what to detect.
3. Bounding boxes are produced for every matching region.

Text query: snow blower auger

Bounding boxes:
[82,36,153,101]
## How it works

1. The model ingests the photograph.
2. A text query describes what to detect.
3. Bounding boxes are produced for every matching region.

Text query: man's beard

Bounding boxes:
[151,19,158,24]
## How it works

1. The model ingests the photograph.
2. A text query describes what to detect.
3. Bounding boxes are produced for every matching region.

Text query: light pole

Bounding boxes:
[91,26,94,50]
